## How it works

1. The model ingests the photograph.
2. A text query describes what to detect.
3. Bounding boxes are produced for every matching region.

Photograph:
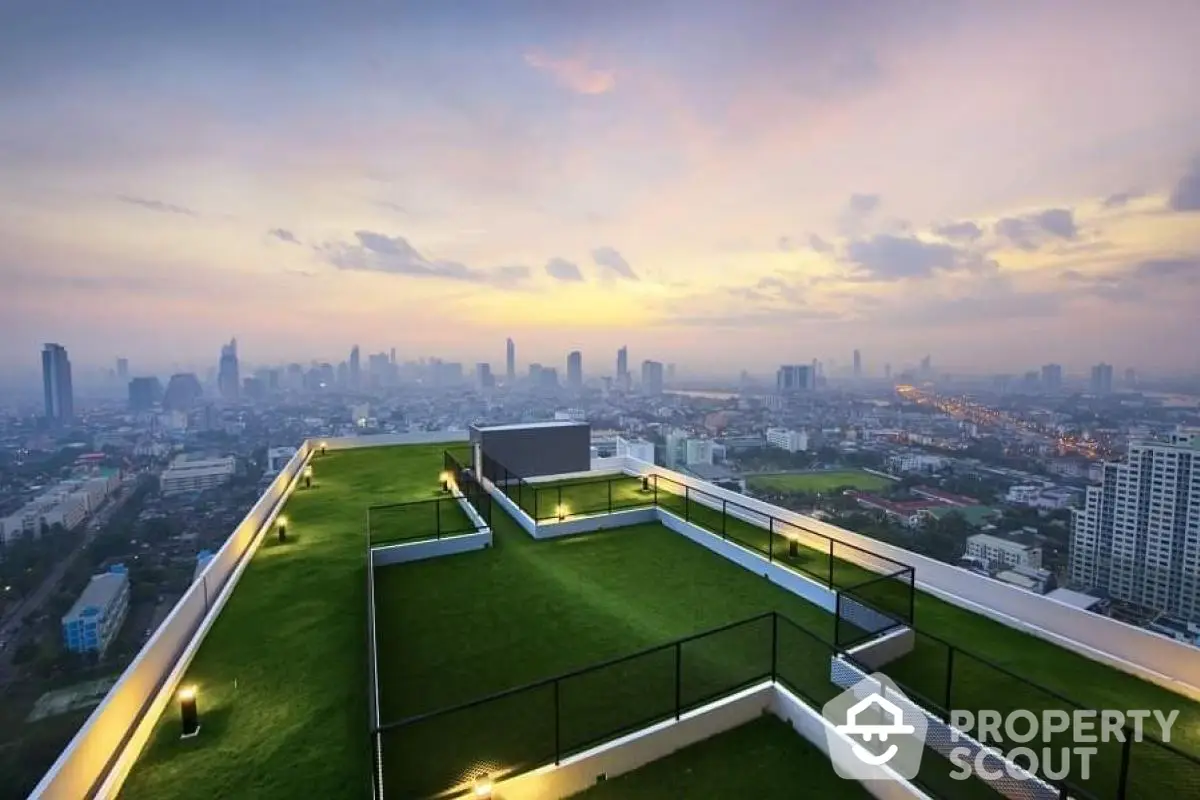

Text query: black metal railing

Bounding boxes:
[366,496,487,547]
[479,452,537,514]
[444,449,492,527]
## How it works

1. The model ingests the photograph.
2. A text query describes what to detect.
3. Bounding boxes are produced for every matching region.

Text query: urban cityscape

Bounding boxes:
[3,1,1200,798]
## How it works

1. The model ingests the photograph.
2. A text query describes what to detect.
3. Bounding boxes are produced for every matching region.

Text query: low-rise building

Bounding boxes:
[62,565,130,656]
[765,428,808,453]
[966,533,1042,570]
[160,455,237,495]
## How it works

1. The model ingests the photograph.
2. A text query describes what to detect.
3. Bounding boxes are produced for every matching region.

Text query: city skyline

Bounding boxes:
[3,2,1200,373]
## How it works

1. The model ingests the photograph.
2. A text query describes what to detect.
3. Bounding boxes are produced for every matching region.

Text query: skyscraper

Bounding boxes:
[128,377,163,411]
[566,350,583,388]
[641,360,664,395]
[1071,430,1200,622]
[506,338,515,382]
[42,343,74,423]
[775,364,812,393]
[476,363,494,389]
[1090,362,1113,395]
[1041,364,1063,392]
[853,349,862,379]
[116,358,129,381]
[218,338,240,401]
[349,345,361,389]
[616,346,628,387]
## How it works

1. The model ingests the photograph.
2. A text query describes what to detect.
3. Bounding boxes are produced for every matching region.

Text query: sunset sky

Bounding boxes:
[3,0,1200,377]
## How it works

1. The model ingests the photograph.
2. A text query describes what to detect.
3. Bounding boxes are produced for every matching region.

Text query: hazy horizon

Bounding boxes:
[4,1,1200,375]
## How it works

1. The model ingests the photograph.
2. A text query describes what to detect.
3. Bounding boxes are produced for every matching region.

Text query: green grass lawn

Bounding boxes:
[570,714,873,799]
[120,443,456,800]
[373,511,846,797]
[746,470,894,494]
[504,474,651,520]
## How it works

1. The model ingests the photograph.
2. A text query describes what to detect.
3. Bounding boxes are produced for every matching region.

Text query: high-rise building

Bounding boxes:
[1071,430,1200,622]
[349,345,361,388]
[775,364,812,393]
[567,350,583,388]
[1090,363,1113,395]
[42,343,74,423]
[666,363,676,385]
[1124,367,1138,388]
[476,363,494,389]
[218,338,240,401]
[1041,364,1063,392]
[884,363,892,381]
[853,349,862,379]
[128,377,163,411]
[163,373,203,411]
[506,338,516,382]
[641,360,664,395]
[116,358,129,381]
[919,355,932,378]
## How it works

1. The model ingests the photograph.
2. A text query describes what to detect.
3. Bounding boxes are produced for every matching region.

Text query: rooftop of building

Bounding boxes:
[64,567,128,620]
[106,443,1200,800]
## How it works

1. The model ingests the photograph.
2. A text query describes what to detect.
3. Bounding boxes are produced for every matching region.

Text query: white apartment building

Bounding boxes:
[615,437,655,465]
[765,428,808,453]
[159,455,237,495]
[966,533,1042,570]
[1071,429,1200,622]
[0,473,120,543]
[1006,485,1042,505]
[888,453,948,474]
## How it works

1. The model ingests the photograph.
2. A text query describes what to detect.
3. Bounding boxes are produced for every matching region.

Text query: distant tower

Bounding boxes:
[218,338,240,401]
[617,346,628,382]
[116,358,129,381]
[567,350,583,388]
[506,338,516,382]
[884,363,892,381]
[853,349,862,379]
[42,343,74,423]
[390,347,396,365]
[349,345,361,388]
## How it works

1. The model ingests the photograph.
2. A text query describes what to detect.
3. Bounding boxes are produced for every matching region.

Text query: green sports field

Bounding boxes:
[746,470,893,493]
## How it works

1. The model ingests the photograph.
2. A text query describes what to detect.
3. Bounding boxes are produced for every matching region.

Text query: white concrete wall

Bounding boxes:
[846,627,916,671]
[616,457,1200,700]
[371,531,492,566]
[496,681,931,800]
[35,443,313,800]
[531,508,659,540]
[525,468,625,484]
[484,479,538,536]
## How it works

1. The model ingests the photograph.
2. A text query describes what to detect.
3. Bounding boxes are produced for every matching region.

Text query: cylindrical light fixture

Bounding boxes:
[473,775,493,798]
[439,471,452,493]
[277,516,288,542]
[304,465,313,489]
[642,476,650,491]
[789,539,799,558]
[179,686,200,738]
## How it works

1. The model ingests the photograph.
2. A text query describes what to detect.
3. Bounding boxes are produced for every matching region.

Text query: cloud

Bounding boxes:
[1132,256,1200,282]
[1168,158,1200,212]
[319,230,530,287]
[1102,190,1141,209]
[809,234,834,254]
[545,257,585,282]
[1059,255,1200,303]
[933,221,983,242]
[993,208,1077,250]
[116,195,197,216]
[848,193,881,215]
[523,50,615,95]
[665,306,843,327]
[843,234,981,281]
[592,246,638,280]
[269,228,301,244]
[777,236,796,252]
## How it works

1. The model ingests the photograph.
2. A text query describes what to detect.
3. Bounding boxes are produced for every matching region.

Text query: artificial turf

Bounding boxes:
[569,714,874,799]
[505,474,651,521]
[119,443,456,800]
[746,470,894,494]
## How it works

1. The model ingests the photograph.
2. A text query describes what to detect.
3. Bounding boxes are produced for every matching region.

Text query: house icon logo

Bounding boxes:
[822,672,927,781]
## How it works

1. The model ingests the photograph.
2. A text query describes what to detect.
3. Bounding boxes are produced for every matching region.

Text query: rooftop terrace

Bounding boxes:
[106,442,1200,800]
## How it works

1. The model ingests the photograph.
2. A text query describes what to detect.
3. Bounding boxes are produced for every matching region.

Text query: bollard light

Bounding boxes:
[789,539,799,558]
[439,471,452,493]
[179,686,200,738]
[320,442,327,457]
[304,465,314,489]
[277,515,288,543]
[473,775,493,798]
[641,476,650,492]
[555,503,568,521]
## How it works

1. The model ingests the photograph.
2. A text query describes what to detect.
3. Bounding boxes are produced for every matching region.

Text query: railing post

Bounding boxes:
[1116,727,1133,800]
[771,612,778,681]
[653,474,658,506]
[721,499,727,538]
[684,486,690,522]
[558,485,563,520]
[554,679,562,765]
[828,540,835,588]
[436,498,441,539]
[944,645,955,711]
[834,593,842,648]
[608,479,612,514]
[674,640,683,720]
[768,518,774,562]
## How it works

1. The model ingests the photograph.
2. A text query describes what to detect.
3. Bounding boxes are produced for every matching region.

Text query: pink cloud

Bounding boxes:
[523,49,615,95]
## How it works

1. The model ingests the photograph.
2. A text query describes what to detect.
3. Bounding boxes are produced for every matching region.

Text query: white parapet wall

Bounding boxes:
[615,457,1200,700]
[495,681,931,800]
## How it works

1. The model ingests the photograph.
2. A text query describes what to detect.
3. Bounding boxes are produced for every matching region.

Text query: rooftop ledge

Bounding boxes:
[29,433,1200,800]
